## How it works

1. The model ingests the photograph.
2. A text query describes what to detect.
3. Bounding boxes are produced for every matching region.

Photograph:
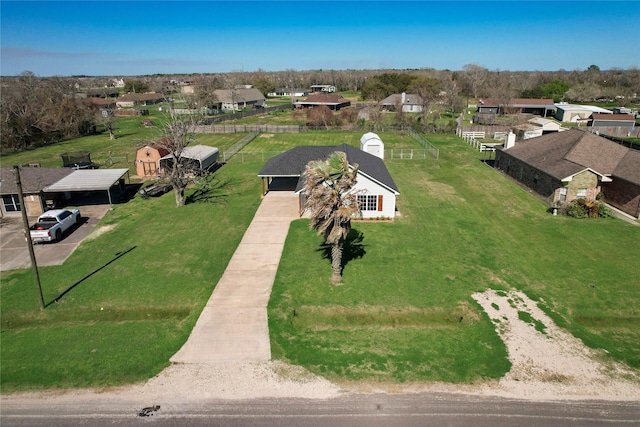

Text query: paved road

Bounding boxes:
[2,392,639,426]
[0,204,110,271]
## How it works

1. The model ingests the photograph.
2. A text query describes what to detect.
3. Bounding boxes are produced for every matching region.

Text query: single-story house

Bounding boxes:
[554,104,612,123]
[1,166,72,216]
[1,166,131,216]
[478,98,555,117]
[310,84,336,93]
[294,94,351,111]
[87,97,116,109]
[116,93,164,108]
[213,88,265,111]
[258,144,399,219]
[135,142,170,178]
[268,88,309,97]
[381,93,424,113]
[159,145,219,174]
[494,128,640,218]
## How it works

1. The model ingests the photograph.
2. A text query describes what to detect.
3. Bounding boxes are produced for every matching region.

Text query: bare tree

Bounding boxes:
[462,63,488,99]
[97,109,116,140]
[153,107,204,207]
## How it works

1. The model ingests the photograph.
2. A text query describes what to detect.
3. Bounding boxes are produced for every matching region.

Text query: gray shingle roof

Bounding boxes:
[0,167,73,195]
[258,144,399,193]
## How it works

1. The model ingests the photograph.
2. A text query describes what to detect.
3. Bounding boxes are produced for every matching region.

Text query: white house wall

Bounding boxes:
[352,172,397,219]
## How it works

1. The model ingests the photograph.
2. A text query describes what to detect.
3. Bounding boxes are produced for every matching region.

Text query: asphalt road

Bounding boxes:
[0,204,110,271]
[2,393,639,426]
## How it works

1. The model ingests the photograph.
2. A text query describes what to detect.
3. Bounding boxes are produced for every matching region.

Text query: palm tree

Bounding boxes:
[302,151,362,283]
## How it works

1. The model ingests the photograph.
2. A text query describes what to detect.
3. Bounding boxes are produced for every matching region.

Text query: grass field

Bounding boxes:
[268,133,640,383]
[1,126,638,392]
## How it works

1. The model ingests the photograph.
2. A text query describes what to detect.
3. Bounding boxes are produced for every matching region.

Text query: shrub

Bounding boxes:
[565,199,610,219]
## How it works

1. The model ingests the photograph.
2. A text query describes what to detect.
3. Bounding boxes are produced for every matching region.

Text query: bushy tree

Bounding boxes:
[252,77,276,97]
[123,79,149,93]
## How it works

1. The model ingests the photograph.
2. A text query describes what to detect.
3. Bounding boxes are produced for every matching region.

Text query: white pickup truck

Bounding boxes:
[29,209,81,243]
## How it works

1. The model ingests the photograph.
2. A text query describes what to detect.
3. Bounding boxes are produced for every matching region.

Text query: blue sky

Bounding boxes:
[1,1,638,76]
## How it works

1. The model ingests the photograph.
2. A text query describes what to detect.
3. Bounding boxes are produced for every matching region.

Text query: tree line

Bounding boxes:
[2,65,638,153]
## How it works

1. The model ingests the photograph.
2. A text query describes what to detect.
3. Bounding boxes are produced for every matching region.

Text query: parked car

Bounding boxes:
[29,209,81,243]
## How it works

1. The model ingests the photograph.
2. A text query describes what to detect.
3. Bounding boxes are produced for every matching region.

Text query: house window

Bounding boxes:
[559,188,567,203]
[577,188,587,199]
[357,195,380,211]
[2,194,21,212]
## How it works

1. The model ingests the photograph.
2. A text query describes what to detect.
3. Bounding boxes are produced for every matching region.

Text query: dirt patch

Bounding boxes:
[260,133,275,138]
[470,289,640,400]
[85,224,117,241]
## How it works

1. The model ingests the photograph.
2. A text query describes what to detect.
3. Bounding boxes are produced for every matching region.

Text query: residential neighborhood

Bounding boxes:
[0,60,640,424]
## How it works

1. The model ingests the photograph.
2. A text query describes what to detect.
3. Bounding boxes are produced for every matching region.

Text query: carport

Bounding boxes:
[43,169,130,206]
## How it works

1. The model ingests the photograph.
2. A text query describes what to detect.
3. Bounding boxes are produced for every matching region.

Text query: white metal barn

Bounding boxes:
[159,145,219,173]
[360,132,385,160]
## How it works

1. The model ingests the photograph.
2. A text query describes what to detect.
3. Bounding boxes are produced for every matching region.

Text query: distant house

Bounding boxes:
[0,166,72,216]
[268,88,309,97]
[258,144,399,219]
[381,93,424,113]
[494,129,640,218]
[213,88,265,111]
[554,104,612,123]
[87,97,116,109]
[478,98,556,117]
[116,92,164,108]
[135,142,170,178]
[310,84,336,93]
[294,94,351,111]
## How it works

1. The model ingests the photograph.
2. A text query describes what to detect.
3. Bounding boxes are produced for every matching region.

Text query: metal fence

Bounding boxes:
[203,104,293,125]
[405,129,439,159]
[221,132,259,162]
[386,149,432,160]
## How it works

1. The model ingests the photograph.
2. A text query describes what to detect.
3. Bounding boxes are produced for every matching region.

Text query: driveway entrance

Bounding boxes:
[0,204,111,271]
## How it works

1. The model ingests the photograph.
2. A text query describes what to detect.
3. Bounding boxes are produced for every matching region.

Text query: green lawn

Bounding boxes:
[0,161,262,392]
[268,134,640,383]
[1,130,638,392]
[1,108,249,179]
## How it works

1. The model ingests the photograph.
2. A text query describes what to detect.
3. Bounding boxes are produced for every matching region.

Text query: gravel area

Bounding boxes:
[3,289,638,403]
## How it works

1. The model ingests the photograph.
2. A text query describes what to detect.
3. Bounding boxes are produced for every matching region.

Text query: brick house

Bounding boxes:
[494,129,640,218]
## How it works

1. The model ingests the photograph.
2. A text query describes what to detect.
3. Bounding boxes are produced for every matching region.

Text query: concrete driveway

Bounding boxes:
[0,204,111,271]
[171,191,300,363]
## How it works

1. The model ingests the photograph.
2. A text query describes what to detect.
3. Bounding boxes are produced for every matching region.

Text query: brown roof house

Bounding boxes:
[213,88,265,111]
[135,142,170,178]
[494,128,640,218]
[294,94,351,111]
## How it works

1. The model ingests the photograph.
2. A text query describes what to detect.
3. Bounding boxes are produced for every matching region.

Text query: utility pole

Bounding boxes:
[13,165,45,311]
